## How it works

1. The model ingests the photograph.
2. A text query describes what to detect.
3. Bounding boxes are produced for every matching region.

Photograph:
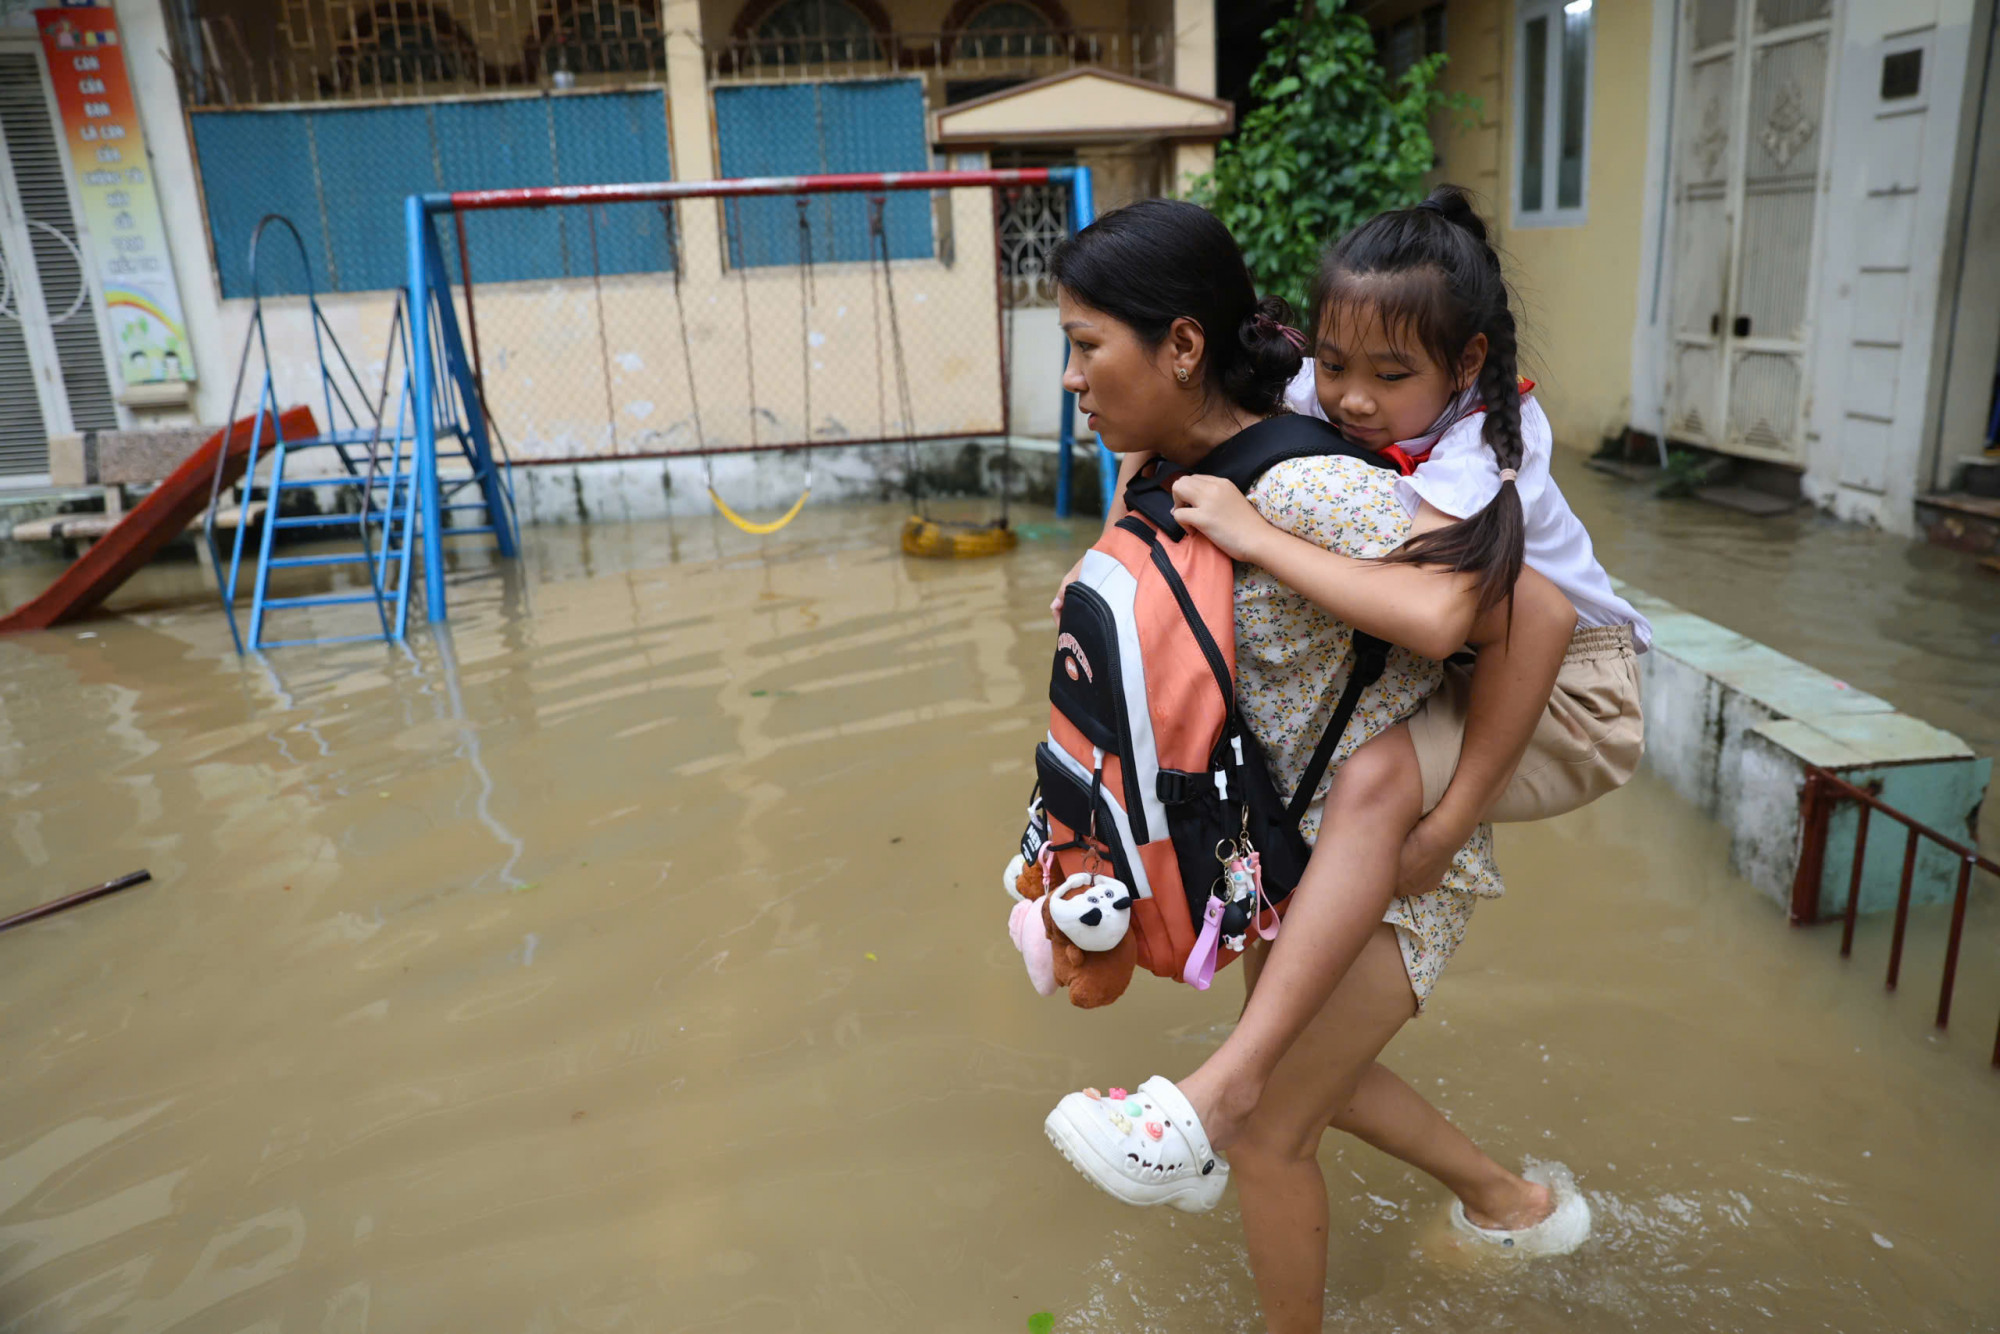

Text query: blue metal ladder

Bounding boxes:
[205,215,517,653]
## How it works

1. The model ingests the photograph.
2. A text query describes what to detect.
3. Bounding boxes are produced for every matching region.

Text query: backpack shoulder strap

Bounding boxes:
[1120,415,1400,538]
[1192,414,1399,493]
[1285,632,1392,827]
[1121,456,1186,539]
[1193,417,1401,823]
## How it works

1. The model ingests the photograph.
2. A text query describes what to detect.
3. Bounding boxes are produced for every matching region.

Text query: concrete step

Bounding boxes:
[9,503,266,543]
[1916,490,2000,555]
[1624,580,1990,919]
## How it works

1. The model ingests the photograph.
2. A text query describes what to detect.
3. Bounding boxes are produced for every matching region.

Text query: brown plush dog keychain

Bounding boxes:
[1005,848,1139,1009]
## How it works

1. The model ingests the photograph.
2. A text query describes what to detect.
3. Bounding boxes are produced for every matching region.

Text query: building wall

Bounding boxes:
[1803,0,1988,529]
[1931,10,2000,481]
[1624,0,1996,532]
[701,0,1143,41]
[120,0,1011,460]
[1412,0,1658,456]
[113,0,1207,477]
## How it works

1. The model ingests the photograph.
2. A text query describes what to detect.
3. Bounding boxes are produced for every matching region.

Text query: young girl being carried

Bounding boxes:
[1047,187,1650,1247]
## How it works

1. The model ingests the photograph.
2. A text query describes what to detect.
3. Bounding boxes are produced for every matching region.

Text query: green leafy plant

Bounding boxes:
[1193,0,1467,313]
[1656,447,1724,499]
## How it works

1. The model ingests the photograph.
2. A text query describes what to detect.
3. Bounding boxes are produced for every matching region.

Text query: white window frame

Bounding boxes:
[1512,0,1594,229]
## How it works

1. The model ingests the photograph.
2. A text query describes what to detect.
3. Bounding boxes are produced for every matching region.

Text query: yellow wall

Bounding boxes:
[1410,0,1655,455]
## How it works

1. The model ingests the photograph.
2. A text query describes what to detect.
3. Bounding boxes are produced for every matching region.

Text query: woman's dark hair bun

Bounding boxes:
[1049,198,1301,416]
[1230,294,1305,415]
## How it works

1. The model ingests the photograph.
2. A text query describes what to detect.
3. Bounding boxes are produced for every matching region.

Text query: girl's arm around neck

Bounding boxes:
[1218,496,1485,660]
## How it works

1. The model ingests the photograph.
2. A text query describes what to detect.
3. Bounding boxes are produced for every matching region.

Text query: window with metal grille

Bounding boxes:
[0,52,118,477]
[1374,3,1446,83]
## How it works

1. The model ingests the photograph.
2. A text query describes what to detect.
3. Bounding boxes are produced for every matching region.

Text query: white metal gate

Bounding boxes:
[0,47,119,481]
[1666,0,1837,463]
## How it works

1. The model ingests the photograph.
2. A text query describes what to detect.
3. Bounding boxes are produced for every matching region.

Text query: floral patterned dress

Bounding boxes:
[1235,454,1504,1008]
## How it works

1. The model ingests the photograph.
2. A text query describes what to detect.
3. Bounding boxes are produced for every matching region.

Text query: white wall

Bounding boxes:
[1627,0,1682,451]
[1009,305,1087,440]
[1632,0,1680,454]
[116,0,225,427]
[114,0,1071,483]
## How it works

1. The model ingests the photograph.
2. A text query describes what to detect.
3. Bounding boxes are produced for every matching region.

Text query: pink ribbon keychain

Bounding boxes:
[1182,890,1226,991]
[1246,849,1281,942]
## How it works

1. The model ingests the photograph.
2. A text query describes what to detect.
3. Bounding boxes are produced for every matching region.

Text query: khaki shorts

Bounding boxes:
[1408,623,1643,822]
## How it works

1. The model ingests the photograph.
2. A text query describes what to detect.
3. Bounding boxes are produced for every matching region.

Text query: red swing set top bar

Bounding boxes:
[431,166,1071,214]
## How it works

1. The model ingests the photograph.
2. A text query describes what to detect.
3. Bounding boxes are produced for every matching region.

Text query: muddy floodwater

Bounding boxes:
[2,502,1996,1333]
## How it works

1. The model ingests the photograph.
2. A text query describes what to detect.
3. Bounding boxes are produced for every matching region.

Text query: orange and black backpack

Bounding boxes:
[1024,414,1402,989]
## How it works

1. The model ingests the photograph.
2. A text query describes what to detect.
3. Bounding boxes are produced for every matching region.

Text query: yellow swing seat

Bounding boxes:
[708,484,811,536]
[900,514,1018,559]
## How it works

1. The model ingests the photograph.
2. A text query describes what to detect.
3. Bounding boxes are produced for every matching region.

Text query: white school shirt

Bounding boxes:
[1281,363,1652,651]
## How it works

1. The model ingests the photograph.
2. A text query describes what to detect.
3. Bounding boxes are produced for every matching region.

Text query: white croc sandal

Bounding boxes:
[1044,1075,1226,1214]
[1448,1160,1592,1257]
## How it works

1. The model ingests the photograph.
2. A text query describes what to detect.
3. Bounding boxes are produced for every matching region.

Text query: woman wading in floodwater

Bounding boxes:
[1042,199,1594,1330]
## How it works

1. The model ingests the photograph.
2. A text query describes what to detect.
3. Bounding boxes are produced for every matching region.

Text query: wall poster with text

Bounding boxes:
[35,4,194,384]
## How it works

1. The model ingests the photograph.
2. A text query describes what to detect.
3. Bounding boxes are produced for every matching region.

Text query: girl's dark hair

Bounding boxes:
[1309,185,1526,615]
[1049,198,1301,416]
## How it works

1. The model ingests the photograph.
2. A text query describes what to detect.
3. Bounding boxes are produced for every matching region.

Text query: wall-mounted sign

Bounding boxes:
[35,5,194,383]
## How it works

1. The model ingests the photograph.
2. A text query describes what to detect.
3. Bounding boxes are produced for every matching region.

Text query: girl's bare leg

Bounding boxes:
[1177,725,1421,1151]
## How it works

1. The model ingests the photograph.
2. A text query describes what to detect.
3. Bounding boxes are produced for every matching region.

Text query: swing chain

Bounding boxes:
[868,194,923,515]
[685,196,815,535]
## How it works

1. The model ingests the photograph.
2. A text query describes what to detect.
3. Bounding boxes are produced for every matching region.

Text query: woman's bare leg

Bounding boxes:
[1229,924,1418,1333]
[1231,933,1552,1332]
[1176,725,1422,1151]
[1328,1064,1551,1230]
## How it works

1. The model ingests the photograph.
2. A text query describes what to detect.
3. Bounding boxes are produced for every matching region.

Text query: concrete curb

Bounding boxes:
[1625,581,1990,916]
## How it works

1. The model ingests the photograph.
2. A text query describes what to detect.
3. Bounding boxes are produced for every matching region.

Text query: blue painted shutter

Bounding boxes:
[191,92,672,296]
[549,92,675,277]
[817,80,930,261]
[713,84,821,269]
[713,78,932,267]
[189,111,330,298]
[432,97,562,284]
[311,105,441,293]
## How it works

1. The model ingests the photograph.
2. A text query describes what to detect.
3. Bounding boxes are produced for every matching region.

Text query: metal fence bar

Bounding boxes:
[1804,766,1996,869]
[1839,803,1871,957]
[1794,763,1999,1065]
[436,167,1067,213]
[1937,855,1976,1029]
[1886,825,1919,990]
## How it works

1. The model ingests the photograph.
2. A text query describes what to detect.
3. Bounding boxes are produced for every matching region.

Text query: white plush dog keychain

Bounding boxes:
[1046,872,1134,952]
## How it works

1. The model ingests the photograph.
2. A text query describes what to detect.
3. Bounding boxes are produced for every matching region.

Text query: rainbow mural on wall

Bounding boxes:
[36,4,193,384]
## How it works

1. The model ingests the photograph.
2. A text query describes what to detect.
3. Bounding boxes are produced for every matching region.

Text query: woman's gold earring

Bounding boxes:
[1176,367,1190,383]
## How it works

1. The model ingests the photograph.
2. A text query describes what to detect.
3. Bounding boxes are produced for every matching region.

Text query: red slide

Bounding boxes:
[0,406,319,634]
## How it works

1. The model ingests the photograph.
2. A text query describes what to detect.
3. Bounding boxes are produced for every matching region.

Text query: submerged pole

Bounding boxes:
[0,871,153,935]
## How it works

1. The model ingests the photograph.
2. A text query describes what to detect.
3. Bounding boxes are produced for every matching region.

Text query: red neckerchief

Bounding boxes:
[1376,378,1536,478]
[1379,443,1425,476]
